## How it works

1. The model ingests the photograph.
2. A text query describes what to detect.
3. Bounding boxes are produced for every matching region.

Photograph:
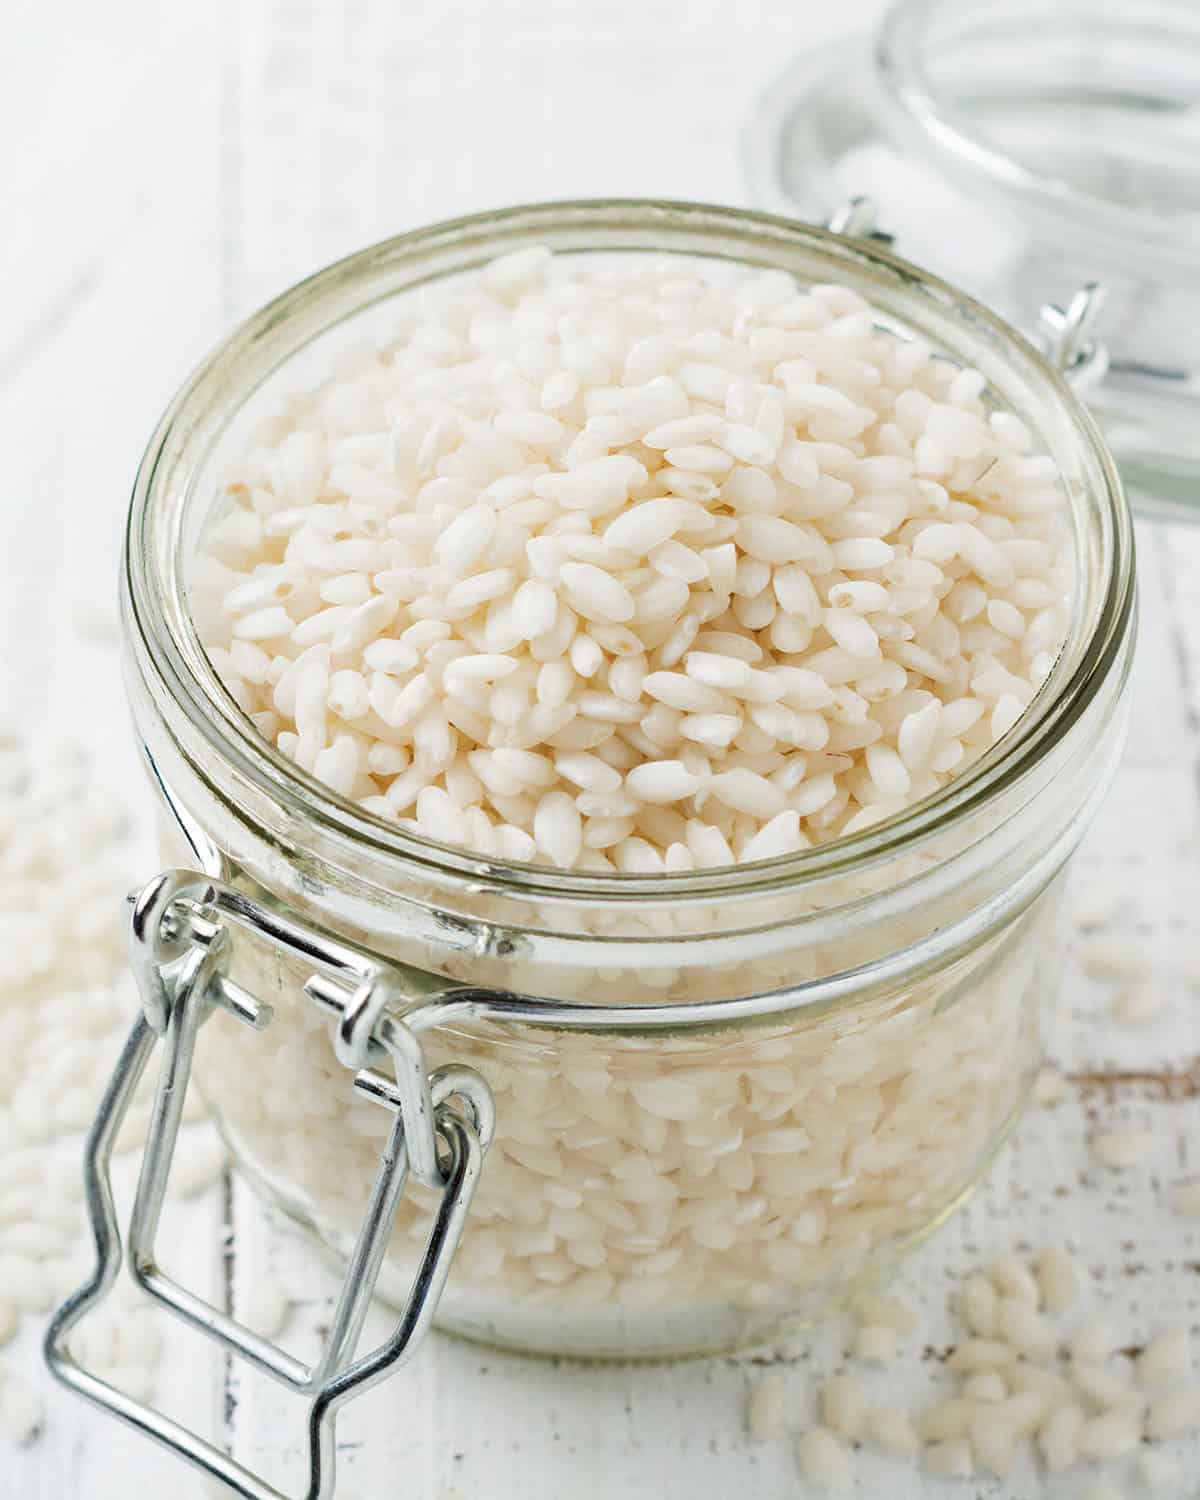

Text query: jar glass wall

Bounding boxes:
[122,202,1134,1358]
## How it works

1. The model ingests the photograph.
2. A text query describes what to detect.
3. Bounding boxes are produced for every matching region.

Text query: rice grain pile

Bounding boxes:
[751,1244,1199,1494]
[195,247,1071,869]
[0,737,220,1450]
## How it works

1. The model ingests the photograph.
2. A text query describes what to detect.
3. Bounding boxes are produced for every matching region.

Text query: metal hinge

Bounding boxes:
[44,869,494,1500]
[1037,281,1109,393]
[826,194,895,245]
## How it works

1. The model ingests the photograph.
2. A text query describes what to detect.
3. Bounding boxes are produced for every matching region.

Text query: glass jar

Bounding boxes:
[745,0,1200,519]
[120,200,1134,1362]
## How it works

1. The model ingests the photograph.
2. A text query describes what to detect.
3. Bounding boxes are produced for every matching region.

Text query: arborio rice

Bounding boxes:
[195,248,1070,861]
[0,739,207,1438]
[189,247,1072,1353]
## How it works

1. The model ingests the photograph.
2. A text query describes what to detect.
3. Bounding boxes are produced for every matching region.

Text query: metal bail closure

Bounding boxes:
[826,195,895,246]
[1038,282,1109,395]
[44,870,494,1500]
[825,196,1109,400]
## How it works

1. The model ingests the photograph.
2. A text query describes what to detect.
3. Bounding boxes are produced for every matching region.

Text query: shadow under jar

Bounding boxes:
[123,201,1135,1360]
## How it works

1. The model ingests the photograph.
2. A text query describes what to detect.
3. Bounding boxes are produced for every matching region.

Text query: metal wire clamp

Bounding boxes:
[44,869,495,1500]
[825,194,895,245]
[1038,282,1109,393]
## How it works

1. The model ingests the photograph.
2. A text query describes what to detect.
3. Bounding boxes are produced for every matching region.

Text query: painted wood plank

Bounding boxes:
[6,0,1200,1496]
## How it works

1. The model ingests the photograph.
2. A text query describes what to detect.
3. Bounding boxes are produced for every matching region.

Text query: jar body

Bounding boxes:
[121,202,1134,1360]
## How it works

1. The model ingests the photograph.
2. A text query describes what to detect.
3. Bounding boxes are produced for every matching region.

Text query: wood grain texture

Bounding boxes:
[3,1,1198,1495]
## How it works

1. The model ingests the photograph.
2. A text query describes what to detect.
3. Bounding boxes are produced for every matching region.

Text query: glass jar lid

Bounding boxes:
[743,0,1200,520]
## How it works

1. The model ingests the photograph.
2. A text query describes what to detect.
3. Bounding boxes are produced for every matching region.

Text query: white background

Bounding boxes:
[3,1,1199,1496]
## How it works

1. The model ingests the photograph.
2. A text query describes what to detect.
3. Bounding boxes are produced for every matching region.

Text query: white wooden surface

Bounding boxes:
[3,2,1199,1496]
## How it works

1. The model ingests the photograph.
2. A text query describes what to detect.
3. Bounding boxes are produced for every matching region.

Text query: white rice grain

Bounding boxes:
[1076,1410,1141,1462]
[797,1428,852,1492]
[962,1372,1007,1403]
[1032,1066,1069,1107]
[851,1293,918,1337]
[1035,1246,1079,1315]
[820,1375,868,1441]
[853,1324,898,1366]
[1071,1362,1140,1413]
[865,1405,920,1456]
[1069,1321,1120,1366]
[747,1373,790,1442]
[922,1439,972,1478]
[959,1274,999,1338]
[947,1338,1017,1374]
[1136,1329,1191,1388]
[1038,1402,1085,1473]
[967,1407,1018,1479]
[997,1296,1055,1360]
[1090,1130,1154,1169]
[1108,983,1166,1026]
[989,1255,1040,1307]
[533,791,583,868]
[917,1398,974,1443]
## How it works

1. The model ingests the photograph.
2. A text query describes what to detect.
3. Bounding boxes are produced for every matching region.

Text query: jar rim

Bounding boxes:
[124,197,1134,907]
[875,0,1200,269]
